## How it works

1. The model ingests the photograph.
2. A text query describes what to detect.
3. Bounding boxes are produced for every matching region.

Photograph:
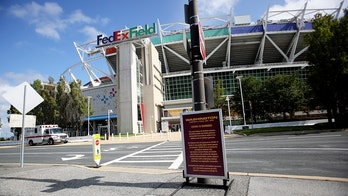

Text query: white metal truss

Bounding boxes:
[255,1,344,65]
[157,1,344,72]
[61,41,117,87]
[157,16,230,73]
[61,2,344,84]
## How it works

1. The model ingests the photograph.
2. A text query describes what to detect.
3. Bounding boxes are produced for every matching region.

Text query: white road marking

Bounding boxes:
[104,147,117,152]
[101,141,167,166]
[61,154,85,161]
[287,135,341,139]
[132,155,179,158]
[141,150,182,153]
[168,152,183,170]
[112,160,174,163]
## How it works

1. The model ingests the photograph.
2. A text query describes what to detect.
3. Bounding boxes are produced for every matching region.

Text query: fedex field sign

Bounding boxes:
[97,23,157,47]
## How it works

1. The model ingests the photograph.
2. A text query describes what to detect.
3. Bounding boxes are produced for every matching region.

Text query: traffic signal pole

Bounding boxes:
[186,0,206,111]
[185,0,208,184]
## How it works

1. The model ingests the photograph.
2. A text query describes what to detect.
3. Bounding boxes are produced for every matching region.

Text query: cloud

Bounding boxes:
[80,26,105,42]
[9,2,64,40]
[199,0,239,17]
[194,0,345,22]
[100,17,110,26]
[8,1,108,41]
[0,71,47,104]
[67,9,93,24]
[268,0,347,20]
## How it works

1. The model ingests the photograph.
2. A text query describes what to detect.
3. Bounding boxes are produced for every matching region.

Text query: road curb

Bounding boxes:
[229,172,348,182]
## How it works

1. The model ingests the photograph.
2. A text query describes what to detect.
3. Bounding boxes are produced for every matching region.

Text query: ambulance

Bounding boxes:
[25,125,69,146]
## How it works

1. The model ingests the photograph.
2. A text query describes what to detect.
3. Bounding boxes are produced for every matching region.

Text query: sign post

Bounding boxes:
[2,82,44,168]
[93,134,101,167]
[181,109,232,189]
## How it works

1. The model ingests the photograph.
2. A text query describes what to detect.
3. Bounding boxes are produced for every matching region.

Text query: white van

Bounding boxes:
[25,125,69,146]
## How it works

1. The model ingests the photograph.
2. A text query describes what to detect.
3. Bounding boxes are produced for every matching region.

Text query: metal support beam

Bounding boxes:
[158,19,170,73]
[266,34,289,62]
[207,37,228,60]
[255,6,269,65]
[226,8,232,67]
[163,45,190,65]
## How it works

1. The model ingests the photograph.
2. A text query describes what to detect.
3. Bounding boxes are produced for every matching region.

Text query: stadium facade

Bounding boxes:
[62,3,344,135]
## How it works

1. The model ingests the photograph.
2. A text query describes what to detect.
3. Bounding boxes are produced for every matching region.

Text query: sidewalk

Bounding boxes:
[0,163,347,196]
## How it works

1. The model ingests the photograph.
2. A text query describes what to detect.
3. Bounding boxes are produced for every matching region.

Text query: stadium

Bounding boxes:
[61,3,344,136]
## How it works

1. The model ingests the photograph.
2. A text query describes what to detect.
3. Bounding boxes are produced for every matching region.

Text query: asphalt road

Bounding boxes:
[226,131,348,178]
[1,131,347,178]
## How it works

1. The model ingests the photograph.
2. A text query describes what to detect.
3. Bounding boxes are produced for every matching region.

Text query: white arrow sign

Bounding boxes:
[61,154,85,161]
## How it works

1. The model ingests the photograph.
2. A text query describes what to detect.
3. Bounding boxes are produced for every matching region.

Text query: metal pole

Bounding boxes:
[189,0,206,111]
[187,0,207,184]
[107,110,110,140]
[20,85,27,168]
[237,76,246,126]
[87,96,91,136]
[226,96,232,133]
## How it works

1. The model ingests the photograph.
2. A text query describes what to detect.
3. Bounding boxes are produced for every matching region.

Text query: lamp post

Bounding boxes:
[87,96,92,136]
[236,76,246,126]
[107,109,113,140]
[225,96,232,133]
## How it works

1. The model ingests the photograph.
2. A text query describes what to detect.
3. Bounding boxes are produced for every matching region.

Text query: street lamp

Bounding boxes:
[225,95,232,134]
[107,109,113,140]
[87,96,92,136]
[236,76,246,126]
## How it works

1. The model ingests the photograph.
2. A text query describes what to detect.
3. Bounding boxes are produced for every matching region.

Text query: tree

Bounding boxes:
[305,10,348,124]
[29,79,58,124]
[56,76,70,127]
[264,74,308,120]
[233,76,266,123]
[6,77,92,136]
[213,78,225,107]
[56,77,90,135]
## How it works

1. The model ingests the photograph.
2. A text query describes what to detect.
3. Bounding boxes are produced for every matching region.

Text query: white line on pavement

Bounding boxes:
[168,152,183,170]
[101,141,167,166]
[287,135,341,139]
[132,154,180,158]
[111,160,174,163]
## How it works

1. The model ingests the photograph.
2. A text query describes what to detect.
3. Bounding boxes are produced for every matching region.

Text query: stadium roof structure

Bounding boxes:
[61,2,344,86]
[153,2,344,77]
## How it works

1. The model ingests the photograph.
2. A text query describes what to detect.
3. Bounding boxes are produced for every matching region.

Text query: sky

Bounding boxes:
[0,0,346,137]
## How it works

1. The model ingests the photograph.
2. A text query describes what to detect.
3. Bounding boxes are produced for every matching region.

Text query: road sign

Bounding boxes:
[2,81,43,168]
[2,82,44,114]
[9,114,36,127]
[93,134,101,166]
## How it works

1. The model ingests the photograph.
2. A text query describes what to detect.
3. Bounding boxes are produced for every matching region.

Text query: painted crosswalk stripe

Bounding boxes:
[168,152,183,170]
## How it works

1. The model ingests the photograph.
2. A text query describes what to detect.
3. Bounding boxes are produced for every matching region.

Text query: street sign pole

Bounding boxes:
[20,85,27,168]
[2,81,44,168]
[185,0,208,184]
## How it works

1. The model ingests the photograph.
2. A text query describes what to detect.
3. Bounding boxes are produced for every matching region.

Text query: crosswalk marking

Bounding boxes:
[100,141,183,169]
[169,152,183,170]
